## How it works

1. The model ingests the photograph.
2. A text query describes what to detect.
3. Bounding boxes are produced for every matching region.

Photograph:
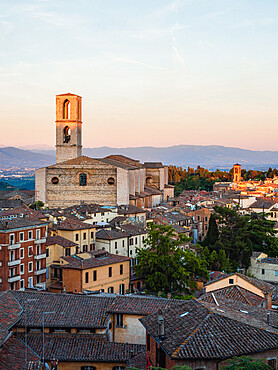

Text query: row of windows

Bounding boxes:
[50,244,95,258]
[75,232,94,242]
[84,265,124,283]
[114,236,145,249]
[9,229,43,244]
[51,175,115,187]
[10,277,34,291]
[261,268,278,276]
[10,260,43,275]
[10,245,43,261]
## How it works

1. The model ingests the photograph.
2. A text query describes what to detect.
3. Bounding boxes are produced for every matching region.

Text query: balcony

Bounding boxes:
[8,243,21,250]
[8,275,21,283]
[34,268,47,276]
[34,238,46,245]
[34,253,47,260]
[8,259,21,267]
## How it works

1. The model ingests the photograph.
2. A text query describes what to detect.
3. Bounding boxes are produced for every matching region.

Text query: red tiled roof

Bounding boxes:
[140,299,278,361]
[45,235,77,248]
[0,336,41,370]
[57,217,95,230]
[61,253,131,269]
[15,332,145,363]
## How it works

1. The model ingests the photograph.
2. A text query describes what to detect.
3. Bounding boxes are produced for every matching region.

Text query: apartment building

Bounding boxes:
[0,218,48,291]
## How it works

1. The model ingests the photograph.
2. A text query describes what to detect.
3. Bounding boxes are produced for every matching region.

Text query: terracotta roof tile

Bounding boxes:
[61,252,131,269]
[15,332,145,363]
[45,235,77,248]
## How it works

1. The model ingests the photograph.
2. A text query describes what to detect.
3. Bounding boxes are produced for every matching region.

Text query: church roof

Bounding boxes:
[101,155,142,170]
[47,156,112,168]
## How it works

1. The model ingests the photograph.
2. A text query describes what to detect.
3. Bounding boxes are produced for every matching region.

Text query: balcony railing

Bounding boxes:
[34,268,47,276]
[34,238,46,244]
[8,275,21,283]
[8,259,21,267]
[34,253,47,260]
[8,243,21,250]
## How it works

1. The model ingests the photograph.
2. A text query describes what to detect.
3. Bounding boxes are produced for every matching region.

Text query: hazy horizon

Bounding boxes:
[1,0,278,150]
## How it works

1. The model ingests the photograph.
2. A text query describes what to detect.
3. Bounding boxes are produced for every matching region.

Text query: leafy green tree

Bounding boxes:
[203,206,278,270]
[221,356,272,369]
[202,214,219,247]
[135,224,208,294]
[30,200,44,210]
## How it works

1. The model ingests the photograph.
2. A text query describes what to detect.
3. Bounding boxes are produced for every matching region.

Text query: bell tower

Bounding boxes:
[233,163,241,182]
[55,93,82,164]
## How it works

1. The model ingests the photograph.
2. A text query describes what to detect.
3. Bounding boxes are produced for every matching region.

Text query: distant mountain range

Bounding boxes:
[1,145,278,170]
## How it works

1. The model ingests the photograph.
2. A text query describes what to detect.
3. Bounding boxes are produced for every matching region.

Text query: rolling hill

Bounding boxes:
[1,145,278,170]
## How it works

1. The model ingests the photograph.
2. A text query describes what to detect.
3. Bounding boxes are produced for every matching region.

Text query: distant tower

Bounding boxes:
[233,163,241,182]
[55,93,82,164]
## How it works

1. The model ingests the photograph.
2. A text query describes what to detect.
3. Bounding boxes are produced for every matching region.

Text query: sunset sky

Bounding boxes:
[0,0,278,150]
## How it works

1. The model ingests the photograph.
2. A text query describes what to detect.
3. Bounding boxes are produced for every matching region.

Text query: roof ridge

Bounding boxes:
[236,286,253,306]
[172,306,212,358]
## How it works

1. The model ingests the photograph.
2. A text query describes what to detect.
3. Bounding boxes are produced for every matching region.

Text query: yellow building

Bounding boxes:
[60,250,131,294]
[52,217,97,253]
[205,272,274,309]
[45,235,78,288]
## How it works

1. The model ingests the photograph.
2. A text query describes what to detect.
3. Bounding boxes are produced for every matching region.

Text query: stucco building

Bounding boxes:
[0,218,48,291]
[35,93,173,209]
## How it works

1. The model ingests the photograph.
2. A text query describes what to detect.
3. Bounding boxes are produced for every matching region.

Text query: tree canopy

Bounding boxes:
[135,224,208,295]
[221,356,272,369]
[201,206,278,270]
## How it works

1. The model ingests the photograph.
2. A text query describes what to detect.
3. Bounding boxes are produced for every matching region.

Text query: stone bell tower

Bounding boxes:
[233,163,241,182]
[55,93,82,164]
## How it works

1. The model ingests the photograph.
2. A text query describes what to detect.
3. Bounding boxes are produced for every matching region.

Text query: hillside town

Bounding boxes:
[0,94,278,370]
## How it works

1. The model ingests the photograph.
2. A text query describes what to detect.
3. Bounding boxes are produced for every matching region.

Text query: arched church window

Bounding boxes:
[63,99,70,119]
[79,173,87,186]
[63,126,71,143]
[51,177,59,185]
[107,177,115,185]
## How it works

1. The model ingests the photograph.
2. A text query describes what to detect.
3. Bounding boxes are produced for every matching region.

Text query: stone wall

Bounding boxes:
[45,161,119,208]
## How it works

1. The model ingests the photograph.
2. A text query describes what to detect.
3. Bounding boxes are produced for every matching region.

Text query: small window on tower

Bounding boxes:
[79,173,87,186]
[63,126,71,143]
[107,177,115,185]
[51,177,59,185]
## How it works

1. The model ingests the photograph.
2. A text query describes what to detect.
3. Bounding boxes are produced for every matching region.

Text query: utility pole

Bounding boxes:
[42,311,55,368]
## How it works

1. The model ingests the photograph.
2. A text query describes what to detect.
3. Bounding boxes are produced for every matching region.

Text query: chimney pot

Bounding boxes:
[158,313,165,337]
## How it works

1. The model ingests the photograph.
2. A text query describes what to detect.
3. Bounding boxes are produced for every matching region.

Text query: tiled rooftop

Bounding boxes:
[61,252,131,269]
[10,291,114,329]
[0,336,41,370]
[205,272,275,294]
[140,299,278,360]
[57,217,95,231]
[45,235,77,248]
[15,333,145,363]
[201,285,266,306]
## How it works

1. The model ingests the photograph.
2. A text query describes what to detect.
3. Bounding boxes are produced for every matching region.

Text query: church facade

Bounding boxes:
[35,93,174,209]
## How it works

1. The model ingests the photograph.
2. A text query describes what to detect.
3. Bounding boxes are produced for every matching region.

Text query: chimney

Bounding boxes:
[158,310,165,338]
[267,312,270,325]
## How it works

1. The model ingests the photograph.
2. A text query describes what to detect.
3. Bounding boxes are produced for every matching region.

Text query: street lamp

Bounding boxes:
[42,311,55,368]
